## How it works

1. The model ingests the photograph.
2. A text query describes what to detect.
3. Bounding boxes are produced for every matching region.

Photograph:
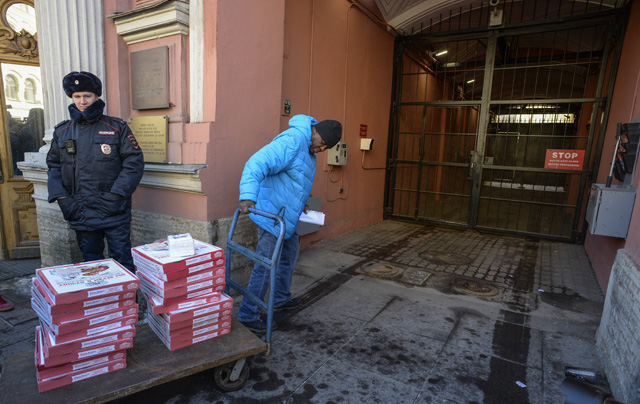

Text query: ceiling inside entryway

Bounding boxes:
[371,0,629,35]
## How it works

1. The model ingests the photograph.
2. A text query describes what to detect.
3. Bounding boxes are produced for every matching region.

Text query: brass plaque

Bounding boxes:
[130,46,169,110]
[131,116,167,163]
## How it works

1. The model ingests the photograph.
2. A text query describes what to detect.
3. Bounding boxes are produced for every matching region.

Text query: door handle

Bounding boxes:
[468,151,478,180]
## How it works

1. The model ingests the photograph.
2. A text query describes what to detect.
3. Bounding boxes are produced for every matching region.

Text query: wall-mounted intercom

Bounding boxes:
[327,141,347,166]
[360,138,374,151]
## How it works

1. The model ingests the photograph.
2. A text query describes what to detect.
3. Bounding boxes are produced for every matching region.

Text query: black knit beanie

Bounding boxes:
[315,120,342,148]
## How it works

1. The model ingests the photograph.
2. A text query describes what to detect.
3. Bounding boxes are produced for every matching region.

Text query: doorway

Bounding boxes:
[385,2,627,241]
[0,0,41,258]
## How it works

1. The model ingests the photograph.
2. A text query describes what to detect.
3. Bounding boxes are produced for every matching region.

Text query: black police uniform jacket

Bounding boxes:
[46,99,144,231]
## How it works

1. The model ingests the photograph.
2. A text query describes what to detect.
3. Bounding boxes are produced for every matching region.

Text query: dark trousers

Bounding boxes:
[75,223,135,272]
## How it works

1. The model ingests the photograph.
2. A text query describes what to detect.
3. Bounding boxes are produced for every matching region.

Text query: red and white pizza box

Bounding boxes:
[148,314,230,342]
[159,292,233,324]
[142,289,224,315]
[41,337,132,368]
[36,349,126,384]
[39,311,138,344]
[37,342,126,377]
[41,323,135,358]
[32,284,135,324]
[132,239,224,274]
[159,307,233,331]
[147,318,231,351]
[135,258,226,282]
[141,285,225,314]
[138,270,225,299]
[31,277,136,317]
[150,310,231,335]
[36,259,139,305]
[37,357,127,393]
[33,297,138,335]
[137,265,225,290]
[35,326,132,368]
[160,309,232,330]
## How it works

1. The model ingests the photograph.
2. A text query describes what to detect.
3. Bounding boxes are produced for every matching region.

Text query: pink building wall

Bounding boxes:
[199,0,395,247]
[103,0,394,246]
[282,0,395,247]
[585,1,640,292]
[199,0,286,220]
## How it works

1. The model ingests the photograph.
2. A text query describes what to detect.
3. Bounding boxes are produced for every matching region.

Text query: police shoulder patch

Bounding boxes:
[127,134,140,149]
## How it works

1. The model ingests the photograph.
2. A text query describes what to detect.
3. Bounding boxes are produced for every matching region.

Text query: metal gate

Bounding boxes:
[385,2,628,241]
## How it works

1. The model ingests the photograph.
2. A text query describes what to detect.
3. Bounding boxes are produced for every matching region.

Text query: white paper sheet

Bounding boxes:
[168,233,195,258]
[299,210,325,225]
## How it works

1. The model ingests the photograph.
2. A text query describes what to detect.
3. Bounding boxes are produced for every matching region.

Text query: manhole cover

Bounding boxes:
[360,262,402,278]
[452,278,500,297]
[420,252,473,266]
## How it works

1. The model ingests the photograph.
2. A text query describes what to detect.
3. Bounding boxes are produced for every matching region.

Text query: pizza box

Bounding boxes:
[41,323,135,358]
[34,327,125,371]
[132,239,224,273]
[39,319,135,347]
[158,292,233,324]
[31,277,135,316]
[136,266,225,290]
[32,284,135,324]
[135,257,225,282]
[36,346,125,378]
[32,297,138,335]
[159,308,233,331]
[35,326,132,368]
[141,281,225,314]
[150,310,231,335]
[38,311,138,344]
[148,313,231,342]
[36,259,139,305]
[142,289,224,315]
[138,270,225,299]
[147,317,231,351]
[37,357,127,393]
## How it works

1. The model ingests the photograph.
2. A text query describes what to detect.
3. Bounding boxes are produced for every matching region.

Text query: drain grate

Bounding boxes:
[452,278,501,298]
[0,258,40,281]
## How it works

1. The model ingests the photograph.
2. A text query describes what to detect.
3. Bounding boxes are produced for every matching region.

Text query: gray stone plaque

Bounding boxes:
[130,46,169,110]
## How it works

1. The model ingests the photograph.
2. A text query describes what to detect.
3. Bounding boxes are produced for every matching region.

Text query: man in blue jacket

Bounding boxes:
[238,115,342,332]
[46,71,144,272]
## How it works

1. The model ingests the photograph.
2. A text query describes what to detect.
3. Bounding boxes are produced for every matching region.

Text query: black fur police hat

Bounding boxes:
[315,120,342,148]
[63,71,102,98]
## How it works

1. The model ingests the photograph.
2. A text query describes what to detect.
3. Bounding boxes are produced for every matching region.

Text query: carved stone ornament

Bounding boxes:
[0,0,38,62]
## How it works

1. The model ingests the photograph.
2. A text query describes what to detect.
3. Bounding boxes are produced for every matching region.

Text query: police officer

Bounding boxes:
[46,71,144,272]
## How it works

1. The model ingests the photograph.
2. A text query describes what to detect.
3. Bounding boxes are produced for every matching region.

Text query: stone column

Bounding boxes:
[19,0,106,266]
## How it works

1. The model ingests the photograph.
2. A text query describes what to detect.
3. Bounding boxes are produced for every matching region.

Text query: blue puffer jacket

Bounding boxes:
[239,115,318,239]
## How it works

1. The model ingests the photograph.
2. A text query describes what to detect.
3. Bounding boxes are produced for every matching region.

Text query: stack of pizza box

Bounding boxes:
[132,238,233,351]
[30,259,140,392]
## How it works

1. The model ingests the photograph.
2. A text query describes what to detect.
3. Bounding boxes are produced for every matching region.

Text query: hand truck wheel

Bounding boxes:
[213,358,250,392]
